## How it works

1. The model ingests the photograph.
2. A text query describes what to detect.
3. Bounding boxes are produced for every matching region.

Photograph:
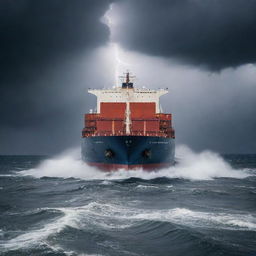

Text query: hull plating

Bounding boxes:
[82,136,175,170]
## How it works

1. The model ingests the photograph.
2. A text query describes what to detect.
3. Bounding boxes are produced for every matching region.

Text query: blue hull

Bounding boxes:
[81,136,175,170]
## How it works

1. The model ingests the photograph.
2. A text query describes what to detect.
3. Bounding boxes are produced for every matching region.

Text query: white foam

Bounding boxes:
[0,203,98,250]
[78,254,105,256]
[0,174,17,177]
[136,184,158,189]
[81,203,256,231]
[2,201,255,251]
[61,204,256,232]
[1,210,70,250]
[20,148,105,180]
[101,180,112,185]
[0,202,133,251]
[20,145,250,181]
[131,207,256,231]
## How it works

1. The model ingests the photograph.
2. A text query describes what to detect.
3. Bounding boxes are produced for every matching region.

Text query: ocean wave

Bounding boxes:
[131,208,256,231]
[1,200,255,251]
[0,202,132,250]
[136,184,159,189]
[0,212,64,250]
[0,174,17,177]
[20,145,251,181]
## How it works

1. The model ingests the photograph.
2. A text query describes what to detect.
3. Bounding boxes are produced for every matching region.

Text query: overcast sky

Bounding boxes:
[0,0,256,155]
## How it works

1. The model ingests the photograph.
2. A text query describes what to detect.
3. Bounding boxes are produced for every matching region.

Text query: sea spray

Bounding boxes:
[1,154,255,255]
[21,145,249,180]
[2,202,256,251]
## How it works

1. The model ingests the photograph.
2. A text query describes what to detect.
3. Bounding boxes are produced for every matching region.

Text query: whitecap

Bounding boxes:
[20,145,251,181]
[129,207,256,231]
[0,202,134,250]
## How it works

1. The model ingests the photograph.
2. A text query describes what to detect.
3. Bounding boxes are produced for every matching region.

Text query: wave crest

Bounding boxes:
[21,145,249,180]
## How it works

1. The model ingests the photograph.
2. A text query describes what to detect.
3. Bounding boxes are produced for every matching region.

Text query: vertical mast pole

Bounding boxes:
[125,101,131,135]
[124,72,131,135]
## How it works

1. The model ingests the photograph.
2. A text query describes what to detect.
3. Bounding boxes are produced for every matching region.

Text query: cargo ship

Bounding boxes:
[82,73,175,170]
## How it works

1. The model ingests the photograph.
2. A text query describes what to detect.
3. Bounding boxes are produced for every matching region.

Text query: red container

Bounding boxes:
[100,103,126,118]
[131,120,144,132]
[85,113,99,120]
[113,120,124,133]
[83,103,173,137]
[96,120,112,131]
[156,113,172,120]
[85,120,96,127]
[145,120,159,131]
[130,103,156,118]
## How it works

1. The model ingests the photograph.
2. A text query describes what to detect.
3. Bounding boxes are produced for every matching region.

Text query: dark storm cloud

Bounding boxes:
[0,0,113,154]
[113,0,256,70]
[0,0,111,82]
[1,0,255,155]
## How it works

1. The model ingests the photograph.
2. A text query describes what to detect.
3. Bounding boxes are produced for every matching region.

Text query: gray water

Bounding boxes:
[0,146,256,256]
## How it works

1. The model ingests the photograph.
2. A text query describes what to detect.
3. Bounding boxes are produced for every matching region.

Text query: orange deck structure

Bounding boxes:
[82,102,175,138]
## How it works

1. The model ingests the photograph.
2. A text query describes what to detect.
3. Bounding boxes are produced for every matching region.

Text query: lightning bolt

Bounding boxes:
[103,4,131,86]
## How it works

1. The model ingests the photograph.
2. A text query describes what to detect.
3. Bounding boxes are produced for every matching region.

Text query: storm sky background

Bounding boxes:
[0,0,256,155]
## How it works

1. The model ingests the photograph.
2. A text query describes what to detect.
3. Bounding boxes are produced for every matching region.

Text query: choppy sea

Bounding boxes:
[0,145,256,256]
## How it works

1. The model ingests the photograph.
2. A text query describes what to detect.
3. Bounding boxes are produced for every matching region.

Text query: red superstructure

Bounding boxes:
[82,73,175,139]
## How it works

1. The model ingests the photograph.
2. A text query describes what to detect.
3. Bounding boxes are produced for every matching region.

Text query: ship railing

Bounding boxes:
[82,131,173,138]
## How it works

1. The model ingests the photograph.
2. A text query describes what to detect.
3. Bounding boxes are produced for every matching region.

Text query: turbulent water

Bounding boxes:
[0,146,256,256]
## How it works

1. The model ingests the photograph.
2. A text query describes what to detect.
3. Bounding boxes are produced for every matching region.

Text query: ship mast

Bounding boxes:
[124,72,132,135]
[125,102,131,135]
[126,72,130,83]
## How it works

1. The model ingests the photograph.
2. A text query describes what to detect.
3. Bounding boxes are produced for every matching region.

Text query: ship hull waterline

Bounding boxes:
[82,135,175,171]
